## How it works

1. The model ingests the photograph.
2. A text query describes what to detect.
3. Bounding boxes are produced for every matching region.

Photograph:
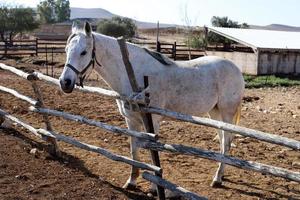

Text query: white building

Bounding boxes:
[207,27,300,75]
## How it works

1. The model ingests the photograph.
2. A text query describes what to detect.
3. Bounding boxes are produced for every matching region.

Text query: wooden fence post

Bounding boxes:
[4,41,7,57]
[35,38,38,56]
[156,41,161,53]
[117,37,165,200]
[45,45,48,76]
[51,47,54,77]
[156,21,160,47]
[172,42,176,60]
[28,74,60,156]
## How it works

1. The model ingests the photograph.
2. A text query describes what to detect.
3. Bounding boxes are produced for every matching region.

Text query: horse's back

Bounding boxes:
[176,56,244,100]
[176,56,239,71]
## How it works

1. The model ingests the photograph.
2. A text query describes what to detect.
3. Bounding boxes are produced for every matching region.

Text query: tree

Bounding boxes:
[37,0,70,24]
[180,3,207,59]
[97,16,137,38]
[55,0,70,22]
[208,16,249,49]
[0,5,38,43]
[37,0,55,24]
[0,6,9,41]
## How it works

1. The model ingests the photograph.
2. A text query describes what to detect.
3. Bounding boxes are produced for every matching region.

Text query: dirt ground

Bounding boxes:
[0,57,300,200]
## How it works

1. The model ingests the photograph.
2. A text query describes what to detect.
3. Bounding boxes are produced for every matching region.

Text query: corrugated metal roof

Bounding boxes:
[208,27,300,50]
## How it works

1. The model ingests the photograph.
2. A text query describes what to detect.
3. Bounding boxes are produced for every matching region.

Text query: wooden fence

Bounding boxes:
[135,41,206,60]
[0,39,66,56]
[0,39,254,60]
[0,39,206,61]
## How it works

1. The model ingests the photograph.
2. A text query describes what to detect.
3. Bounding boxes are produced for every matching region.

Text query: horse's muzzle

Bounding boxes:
[59,78,75,93]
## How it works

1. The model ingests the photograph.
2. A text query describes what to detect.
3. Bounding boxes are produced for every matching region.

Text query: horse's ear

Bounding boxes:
[84,21,92,37]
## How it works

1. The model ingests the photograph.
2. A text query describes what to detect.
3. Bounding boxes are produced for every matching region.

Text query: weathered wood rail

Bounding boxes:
[0,108,160,174]
[29,105,300,183]
[1,60,300,199]
[142,172,207,200]
[141,107,300,150]
[29,106,156,141]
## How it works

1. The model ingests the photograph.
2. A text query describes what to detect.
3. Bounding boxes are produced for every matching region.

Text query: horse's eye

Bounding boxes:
[80,50,87,56]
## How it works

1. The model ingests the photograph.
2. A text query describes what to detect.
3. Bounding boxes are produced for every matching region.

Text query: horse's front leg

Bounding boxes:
[123,117,143,190]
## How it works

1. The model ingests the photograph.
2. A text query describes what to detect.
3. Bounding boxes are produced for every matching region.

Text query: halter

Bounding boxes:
[65,34,102,87]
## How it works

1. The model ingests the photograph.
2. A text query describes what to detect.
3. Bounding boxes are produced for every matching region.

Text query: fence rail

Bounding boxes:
[142,172,207,200]
[0,39,65,56]
[0,108,161,174]
[1,63,300,199]
[28,104,300,183]
[134,41,206,60]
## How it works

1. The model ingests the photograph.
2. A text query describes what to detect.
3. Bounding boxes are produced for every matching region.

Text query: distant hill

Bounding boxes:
[250,24,300,32]
[70,7,177,29]
[70,7,116,19]
[134,20,177,29]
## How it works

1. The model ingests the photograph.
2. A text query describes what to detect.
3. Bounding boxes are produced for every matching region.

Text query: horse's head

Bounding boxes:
[59,21,94,93]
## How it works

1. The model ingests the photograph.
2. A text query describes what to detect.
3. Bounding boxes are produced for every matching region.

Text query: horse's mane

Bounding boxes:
[143,48,173,66]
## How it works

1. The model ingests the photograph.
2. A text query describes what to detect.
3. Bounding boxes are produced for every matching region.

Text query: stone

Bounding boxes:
[29,148,40,158]
[292,115,297,119]
[292,161,300,169]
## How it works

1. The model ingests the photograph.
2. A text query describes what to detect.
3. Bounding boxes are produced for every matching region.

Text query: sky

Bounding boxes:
[1,0,300,27]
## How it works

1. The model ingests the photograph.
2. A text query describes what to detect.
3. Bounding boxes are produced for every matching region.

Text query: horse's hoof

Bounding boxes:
[210,180,223,188]
[123,182,137,190]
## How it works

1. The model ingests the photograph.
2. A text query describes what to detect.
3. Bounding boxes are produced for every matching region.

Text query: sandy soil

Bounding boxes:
[0,57,300,200]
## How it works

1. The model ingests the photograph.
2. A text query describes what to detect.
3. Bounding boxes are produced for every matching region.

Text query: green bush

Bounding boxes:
[244,75,300,88]
[97,16,137,38]
[186,35,207,49]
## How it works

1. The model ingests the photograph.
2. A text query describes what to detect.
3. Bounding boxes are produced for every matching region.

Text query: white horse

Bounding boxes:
[59,22,244,189]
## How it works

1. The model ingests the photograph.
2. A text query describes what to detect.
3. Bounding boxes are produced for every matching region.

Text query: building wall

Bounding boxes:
[258,51,300,75]
[206,51,258,75]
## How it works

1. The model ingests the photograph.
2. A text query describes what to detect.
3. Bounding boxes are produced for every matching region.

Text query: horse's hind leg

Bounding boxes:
[123,117,143,190]
[211,105,240,187]
[209,107,226,187]
[209,107,223,143]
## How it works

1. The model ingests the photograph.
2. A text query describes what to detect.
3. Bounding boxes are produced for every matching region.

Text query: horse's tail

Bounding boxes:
[233,102,242,125]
